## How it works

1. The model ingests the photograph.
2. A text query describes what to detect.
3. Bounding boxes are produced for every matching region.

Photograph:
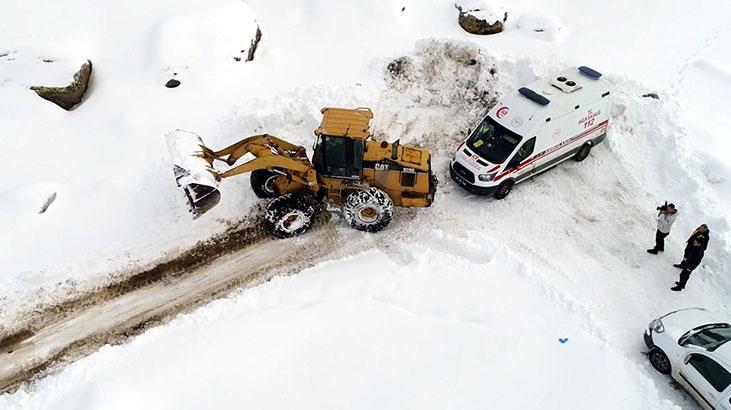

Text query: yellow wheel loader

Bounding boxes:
[166,107,437,238]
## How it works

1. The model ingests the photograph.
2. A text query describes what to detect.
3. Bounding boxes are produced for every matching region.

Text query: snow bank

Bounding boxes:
[516,12,568,42]
[152,2,258,71]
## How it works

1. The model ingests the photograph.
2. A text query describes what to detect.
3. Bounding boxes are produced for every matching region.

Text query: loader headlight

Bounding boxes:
[649,319,664,333]
[478,172,497,182]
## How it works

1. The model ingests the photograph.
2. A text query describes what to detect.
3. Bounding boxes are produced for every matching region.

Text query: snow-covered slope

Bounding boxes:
[1,0,730,408]
[1,0,730,318]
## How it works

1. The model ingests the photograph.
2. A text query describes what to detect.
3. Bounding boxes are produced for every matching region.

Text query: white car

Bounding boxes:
[644,308,731,409]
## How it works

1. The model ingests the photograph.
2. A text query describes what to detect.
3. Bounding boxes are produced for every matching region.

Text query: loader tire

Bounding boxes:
[343,187,393,233]
[264,191,320,239]
[251,169,280,199]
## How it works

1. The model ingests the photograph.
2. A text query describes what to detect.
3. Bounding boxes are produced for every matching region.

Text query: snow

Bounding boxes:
[2,0,730,316]
[1,0,731,408]
[0,247,678,409]
[516,12,568,43]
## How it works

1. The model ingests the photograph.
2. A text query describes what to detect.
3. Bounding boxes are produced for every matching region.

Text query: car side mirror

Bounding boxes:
[683,355,691,365]
[466,128,471,136]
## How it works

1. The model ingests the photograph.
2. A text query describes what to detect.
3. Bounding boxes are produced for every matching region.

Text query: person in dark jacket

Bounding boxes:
[671,224,710,291]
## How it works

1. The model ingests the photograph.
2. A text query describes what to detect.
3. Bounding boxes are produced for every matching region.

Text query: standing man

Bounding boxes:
[647,202,678,254]
[671,224,710,291]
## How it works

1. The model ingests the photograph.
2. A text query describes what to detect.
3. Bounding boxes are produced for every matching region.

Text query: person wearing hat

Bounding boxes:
[647,202,678,254]
[671,224,710,291]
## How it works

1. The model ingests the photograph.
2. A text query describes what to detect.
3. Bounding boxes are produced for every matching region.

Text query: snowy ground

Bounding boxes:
[2,246,678,410]
[1,0,731,408]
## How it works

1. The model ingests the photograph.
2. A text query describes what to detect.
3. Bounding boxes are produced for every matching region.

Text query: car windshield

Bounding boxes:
[679,323,731,351]
[466,116,523,164]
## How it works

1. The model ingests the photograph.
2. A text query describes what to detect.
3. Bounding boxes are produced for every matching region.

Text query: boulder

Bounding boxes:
[455,3,505,35]
[165,79,181,88]
[246,25,262,62]
[31,60,92,110]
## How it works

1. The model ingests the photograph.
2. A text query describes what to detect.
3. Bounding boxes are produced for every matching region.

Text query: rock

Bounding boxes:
[455,4,504,35]
[31,60,92,110]
[246,25,262,62]
[642,93,660,100]
[165,79,181,88]
[39,192,57,214]
[386,56,413,81]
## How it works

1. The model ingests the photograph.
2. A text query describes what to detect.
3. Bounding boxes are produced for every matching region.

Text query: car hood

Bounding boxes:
[660,308,725,341]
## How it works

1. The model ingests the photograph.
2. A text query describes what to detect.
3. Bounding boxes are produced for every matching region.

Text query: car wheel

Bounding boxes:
[649,347,672,375]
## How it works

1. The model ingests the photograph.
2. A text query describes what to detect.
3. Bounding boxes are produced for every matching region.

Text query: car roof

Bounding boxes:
[711,342,731,366]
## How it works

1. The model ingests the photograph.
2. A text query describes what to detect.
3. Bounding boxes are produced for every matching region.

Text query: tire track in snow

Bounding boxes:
[0,215,350,394]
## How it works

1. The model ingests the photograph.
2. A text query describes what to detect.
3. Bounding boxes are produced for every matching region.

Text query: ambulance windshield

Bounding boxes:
[466,116,523,164]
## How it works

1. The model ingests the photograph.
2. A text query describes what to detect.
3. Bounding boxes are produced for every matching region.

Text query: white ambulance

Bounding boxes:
[450,66,613,198]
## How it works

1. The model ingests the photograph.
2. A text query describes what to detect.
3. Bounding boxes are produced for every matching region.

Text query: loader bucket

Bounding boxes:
[165,130,221,217]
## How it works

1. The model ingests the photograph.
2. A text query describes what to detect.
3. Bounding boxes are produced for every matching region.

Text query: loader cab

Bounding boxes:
[312,135,364,179]
[313,107,373,179]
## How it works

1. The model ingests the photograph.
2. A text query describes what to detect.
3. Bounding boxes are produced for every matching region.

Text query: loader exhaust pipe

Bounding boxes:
[166,130,222,217]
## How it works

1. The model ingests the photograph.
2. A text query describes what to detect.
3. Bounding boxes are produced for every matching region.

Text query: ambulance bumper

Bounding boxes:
[450,164,498,196]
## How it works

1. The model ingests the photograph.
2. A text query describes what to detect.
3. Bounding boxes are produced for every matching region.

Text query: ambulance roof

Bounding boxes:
[491,66,613,134]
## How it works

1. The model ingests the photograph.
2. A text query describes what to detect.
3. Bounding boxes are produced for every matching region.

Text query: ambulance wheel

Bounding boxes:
[343,187,394,233]
[264,192,319,239]
[574,142,592,162]
[494,180,514,200]
[251,169,280,198]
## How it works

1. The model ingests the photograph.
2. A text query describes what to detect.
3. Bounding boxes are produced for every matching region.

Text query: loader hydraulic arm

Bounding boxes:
[200,134,318,186]
[206,134,305,165]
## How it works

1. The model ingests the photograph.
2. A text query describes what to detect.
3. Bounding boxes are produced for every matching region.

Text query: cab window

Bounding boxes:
[688,354,731,392]
[314,136,363,178]
[466,116,523,164]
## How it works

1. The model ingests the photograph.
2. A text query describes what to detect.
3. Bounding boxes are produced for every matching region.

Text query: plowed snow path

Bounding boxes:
[0,224,354,393]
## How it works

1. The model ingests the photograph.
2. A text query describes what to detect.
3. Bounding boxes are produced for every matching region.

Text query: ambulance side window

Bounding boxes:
[507,137,536,169]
